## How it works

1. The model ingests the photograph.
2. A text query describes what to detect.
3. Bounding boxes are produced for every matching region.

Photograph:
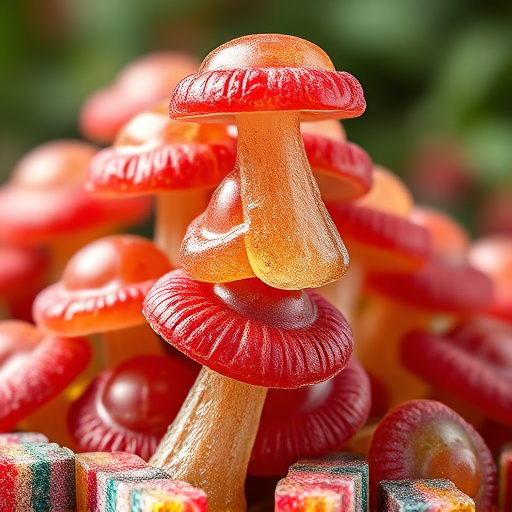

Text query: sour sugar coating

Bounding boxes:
[378,479,475,512]
[369,400,497,512]
[96,467,168,512]
[0,432,49,445]
[289,453,369,512]
[171,33,366,290]
[0,442,75,512]
[275,470,356,512]
[500,445,512,512]
[75,452,148,512]
[129,481,208,512]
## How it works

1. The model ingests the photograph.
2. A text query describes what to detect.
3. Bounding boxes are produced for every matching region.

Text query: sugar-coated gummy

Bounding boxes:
[289,453,368,512]
[378,479,475,512]
[0,432,49,445]
[0,442,75,512]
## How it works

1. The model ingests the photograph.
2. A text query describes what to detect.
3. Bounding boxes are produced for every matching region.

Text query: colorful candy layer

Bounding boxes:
[0,432,49,445]
[289,453,368,512]
[500,445,512,512]
[276,470,356,512]
[0,442,75,512]
[75,452,148,512]
[378,479,475,512]
[129,481,208,512]
[96,467,168,512]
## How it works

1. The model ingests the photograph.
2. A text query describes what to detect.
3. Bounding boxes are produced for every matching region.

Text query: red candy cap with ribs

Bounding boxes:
[170,34,365,124]
[143,269,353,389]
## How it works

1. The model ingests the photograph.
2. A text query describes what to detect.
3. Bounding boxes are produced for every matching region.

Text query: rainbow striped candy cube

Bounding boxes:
[0,432,49,445]
[118,479,208,512]
[75,452,148,512]
[0,442,75,512]
[289,453,368,511]
[97,467,168,512]
[276,471,356,512]
[500,444,512,512]
[378,479,475,511]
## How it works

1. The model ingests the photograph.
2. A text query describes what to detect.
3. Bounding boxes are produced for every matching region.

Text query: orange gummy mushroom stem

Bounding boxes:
[171,34,366,290]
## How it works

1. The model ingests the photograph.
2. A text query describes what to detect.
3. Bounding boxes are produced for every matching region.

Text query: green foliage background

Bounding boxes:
[1,0,511,231]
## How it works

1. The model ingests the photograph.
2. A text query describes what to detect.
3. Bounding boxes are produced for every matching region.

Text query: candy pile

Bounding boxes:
[0,33,510,511]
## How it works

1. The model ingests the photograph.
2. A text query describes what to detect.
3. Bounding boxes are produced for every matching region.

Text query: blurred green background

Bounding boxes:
[1,0,511,234]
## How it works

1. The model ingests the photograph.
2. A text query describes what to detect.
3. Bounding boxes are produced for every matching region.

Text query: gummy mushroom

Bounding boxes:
[80,51,200,144]
[170,33,366,290]
[0,140,151,280]
[68,354,199,460]
[356,206,493,406]
[87,100,237,267]
[248,357,371,476]
[402,317,512,427]
[33,235,172,367]
[143,269,353,511]
[0,320,91,432]
[0,245,47,321]
[323,167,431,320]
[369,400,497,512]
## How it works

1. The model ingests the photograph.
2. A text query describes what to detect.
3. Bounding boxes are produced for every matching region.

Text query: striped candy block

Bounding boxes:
[110,477,207,512]
[97,467,168,512]
[276,471,356,512]
[0,432,49,445]
[0,442,75,512]
[289,453,368,511]
[378,479,475,512]
[75,452,148,512]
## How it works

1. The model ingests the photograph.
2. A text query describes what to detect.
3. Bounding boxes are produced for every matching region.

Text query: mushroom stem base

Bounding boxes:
[150,366,267,512]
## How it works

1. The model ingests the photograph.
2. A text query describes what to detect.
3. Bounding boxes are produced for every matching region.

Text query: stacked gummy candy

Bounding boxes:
[0,34,511,512]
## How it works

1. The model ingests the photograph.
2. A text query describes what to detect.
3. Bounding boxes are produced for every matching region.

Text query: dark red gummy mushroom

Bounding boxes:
[0,245,47,322]
[248,357,371,476]
[0,320,91,432]
[79,51,200,144]
[402,317,512,427]
[0,140,151,279]
[143,268,353,511]
[68,354,199,460]
[369,400,497,512]
[87,100,237,267]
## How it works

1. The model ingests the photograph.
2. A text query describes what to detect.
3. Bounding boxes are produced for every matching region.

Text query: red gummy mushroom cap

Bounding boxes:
[87,101,237,196]
[0,141,150,245]
[170,34,365,124]
[80,52,200,143]
[143,269,353,388]
[248,357,371,476]
[0,320,91,432]
[0,246,47,298]
[68,354,199,460]
[33,235,172,336]
[402,318,512,427]
[369,400,497,512]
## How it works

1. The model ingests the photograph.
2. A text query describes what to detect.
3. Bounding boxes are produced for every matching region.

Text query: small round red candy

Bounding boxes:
[369,400,497,512]
[68,354,199,460]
